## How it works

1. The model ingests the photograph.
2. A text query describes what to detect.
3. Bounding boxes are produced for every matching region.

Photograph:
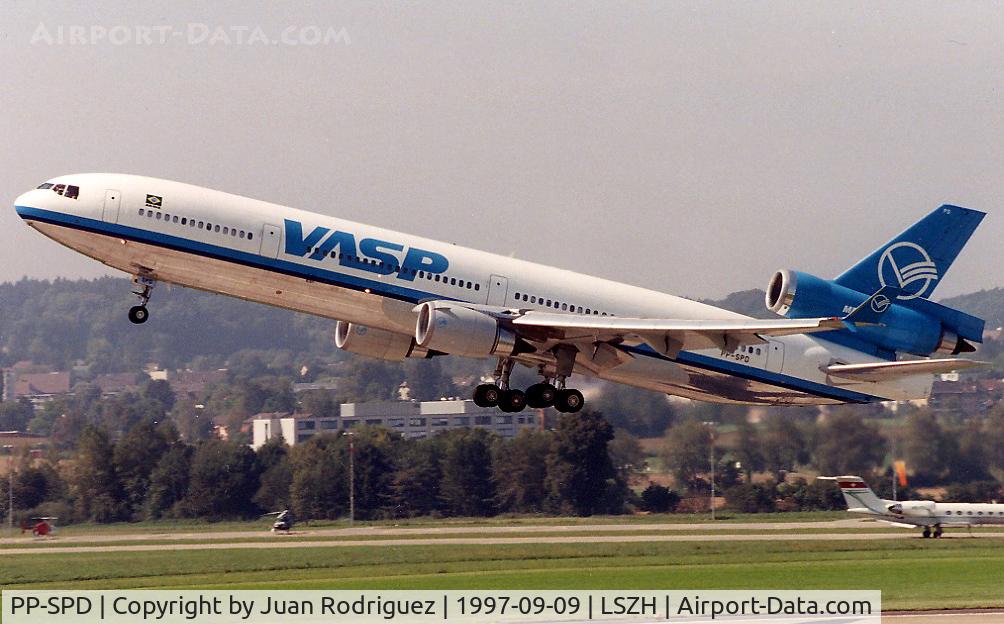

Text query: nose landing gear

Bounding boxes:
[128,275,156,324]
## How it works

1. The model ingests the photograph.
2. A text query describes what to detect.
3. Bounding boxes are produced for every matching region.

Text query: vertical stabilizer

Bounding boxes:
[818,475,887,514]
[834,205,984,301]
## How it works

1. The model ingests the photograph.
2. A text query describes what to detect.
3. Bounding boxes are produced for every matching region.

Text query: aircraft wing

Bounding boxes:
[511,312,846,356]
[823,358,988,382]
[875,519,920,529]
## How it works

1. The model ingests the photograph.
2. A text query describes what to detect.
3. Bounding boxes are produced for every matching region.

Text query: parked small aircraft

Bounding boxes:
[820,475,1004,538]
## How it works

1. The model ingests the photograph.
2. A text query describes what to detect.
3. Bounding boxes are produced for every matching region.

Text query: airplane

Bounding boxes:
[13,174,988,413]
[820,475,1004,538]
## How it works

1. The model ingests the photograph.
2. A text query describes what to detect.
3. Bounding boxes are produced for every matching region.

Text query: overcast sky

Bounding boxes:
[3,2,1004,300]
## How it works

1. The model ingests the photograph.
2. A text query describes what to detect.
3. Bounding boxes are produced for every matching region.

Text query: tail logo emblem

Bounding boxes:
[878,242,938,300]
[870,294,892,314]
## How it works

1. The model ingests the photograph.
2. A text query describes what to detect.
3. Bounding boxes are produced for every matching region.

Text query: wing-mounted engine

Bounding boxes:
[766,269,981,357]
[415,301,521,358]
[334,321,432,361]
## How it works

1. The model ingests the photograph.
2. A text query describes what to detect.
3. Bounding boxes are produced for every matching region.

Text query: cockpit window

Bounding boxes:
[38,183,79,199]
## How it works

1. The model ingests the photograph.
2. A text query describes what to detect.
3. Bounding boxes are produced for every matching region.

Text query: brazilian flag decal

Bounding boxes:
[145,194,162,208]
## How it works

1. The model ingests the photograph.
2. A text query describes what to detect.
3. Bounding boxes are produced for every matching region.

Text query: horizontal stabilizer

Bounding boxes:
[823,358,987,382]
[842,286,897,326]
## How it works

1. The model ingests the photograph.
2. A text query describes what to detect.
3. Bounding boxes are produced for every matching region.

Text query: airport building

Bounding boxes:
[251,399,543,448]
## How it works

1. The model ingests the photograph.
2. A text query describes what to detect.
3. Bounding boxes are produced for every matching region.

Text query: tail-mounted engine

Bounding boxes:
[766,269,981,357]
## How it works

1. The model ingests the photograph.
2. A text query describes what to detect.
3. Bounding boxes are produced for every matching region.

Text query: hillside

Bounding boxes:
[0,278,1000,373]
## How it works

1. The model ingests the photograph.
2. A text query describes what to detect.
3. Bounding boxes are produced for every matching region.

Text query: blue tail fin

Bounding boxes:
[834,205,985,301]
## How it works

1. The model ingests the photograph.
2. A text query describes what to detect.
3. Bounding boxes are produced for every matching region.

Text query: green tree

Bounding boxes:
[0,461,63,519]
[340,359,404,402]
[183,440,261,519]
[545,410,623,515]
[146,442,194,518]
[290,434,347,519]
[389,439,443,517]
[724,482,777,513]
[660,419,712,490]
[0,398,34,431]
[760,412,810,482]
[903,410,954,484]
[142,378,176,413]
[985,410,1004,472]
[253,438,292,512]
[113,419,173,518]
[608,430,646,479]
[493,429,550,513]
[733,420,764,481]
[70,425,125,522]
[404,358,452,401]
[948,420,992,482]
[812,410,887,476]
[439,428,497,517]
[349,426,401,520]
[169,397,214,442]
[639,482,680,513]
[591,383,677,437]
[298,390,338,418]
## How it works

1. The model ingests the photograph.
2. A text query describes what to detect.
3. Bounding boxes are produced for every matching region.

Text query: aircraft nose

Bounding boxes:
[14,191,33,219]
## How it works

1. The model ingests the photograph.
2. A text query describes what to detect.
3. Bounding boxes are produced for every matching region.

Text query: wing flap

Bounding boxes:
[823,358,987,382]
[511,312,846,355]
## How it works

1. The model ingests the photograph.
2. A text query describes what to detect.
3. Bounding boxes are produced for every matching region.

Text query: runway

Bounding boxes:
[0,518,874,546]
[885,612,1004,623]
[2,526,1002,555]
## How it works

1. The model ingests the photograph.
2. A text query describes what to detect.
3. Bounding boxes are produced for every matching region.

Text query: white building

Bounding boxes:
[251,400,542,449]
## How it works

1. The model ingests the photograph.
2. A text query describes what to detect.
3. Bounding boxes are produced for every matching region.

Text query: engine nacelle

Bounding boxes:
[334,321,426,361]
[765,269,960,357]
[415,301,516,358]
[887,501,935,517]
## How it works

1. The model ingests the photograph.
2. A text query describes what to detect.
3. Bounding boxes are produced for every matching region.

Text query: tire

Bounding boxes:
[555,388,584,413]
[473,384,501,408]
[498,389,527,413]
[525,383,558,408]
[128,305,149,324]
[922,528,931,539]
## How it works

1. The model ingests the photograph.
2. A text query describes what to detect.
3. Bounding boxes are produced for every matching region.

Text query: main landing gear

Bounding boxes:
[128,275,155,325]
[472,350,585,414]
[921,525,943,539]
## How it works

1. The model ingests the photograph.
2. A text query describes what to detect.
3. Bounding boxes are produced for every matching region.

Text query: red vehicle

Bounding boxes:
[21,517,57,537]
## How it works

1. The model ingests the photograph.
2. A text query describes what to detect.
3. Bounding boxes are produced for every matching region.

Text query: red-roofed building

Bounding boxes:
[12,372,71,404]
[92,372,142,396]
[169,369,227,398]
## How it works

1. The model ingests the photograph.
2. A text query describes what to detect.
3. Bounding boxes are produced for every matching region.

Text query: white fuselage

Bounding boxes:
[14,173,932,404]
[852,500,1004,528]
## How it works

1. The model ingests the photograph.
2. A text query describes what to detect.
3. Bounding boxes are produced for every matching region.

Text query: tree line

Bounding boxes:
[1,411,645,524]
[660,406,1004,510]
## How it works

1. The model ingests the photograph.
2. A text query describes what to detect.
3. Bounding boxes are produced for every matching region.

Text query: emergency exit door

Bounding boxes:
[260,224,281,259]
[102,189,121,223]
[487,274,509,306]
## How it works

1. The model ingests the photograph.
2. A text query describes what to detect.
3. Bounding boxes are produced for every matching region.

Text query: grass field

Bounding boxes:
[4,538,1004,610]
